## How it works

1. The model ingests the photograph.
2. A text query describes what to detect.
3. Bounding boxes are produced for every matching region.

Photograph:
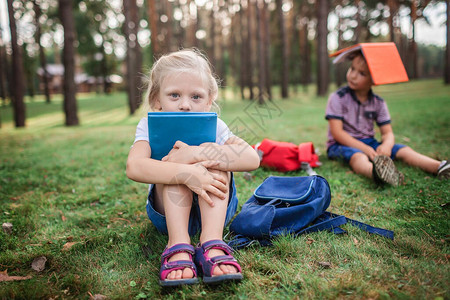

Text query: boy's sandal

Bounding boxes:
[159,243,199,287]
[194,239,243,284]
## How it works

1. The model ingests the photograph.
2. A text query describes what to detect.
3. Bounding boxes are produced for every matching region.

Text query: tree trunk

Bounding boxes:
[316,0,329,96]
[256,0,265,104]
[409,1,418,79]
[124,0,142,115]
[7,0,26,127]
[186,0,198,48]
[148,0,159,60]
[262,0,272,100]
[445,0,450,84]
[209,3,216,70]
[387,0,398,43]
[166,0,175,51]
[33,0,51,103]
[354,0,361,43]
[298,2,309,92]
[336,4,344,87]
[276,0,288,98]
[59,0,79,126]
[239,7,246,99]
[246,1,254,100]
[0,27,8,103]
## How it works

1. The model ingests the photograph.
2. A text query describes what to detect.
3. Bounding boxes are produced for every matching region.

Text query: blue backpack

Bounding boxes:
[228,176,393,249]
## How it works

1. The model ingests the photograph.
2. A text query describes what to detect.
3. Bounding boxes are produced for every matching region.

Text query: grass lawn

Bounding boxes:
[0,79,449,299]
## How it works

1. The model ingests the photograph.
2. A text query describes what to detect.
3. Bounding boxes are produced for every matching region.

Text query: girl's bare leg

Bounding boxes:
[198,171,238,276]
[154,184,193,280]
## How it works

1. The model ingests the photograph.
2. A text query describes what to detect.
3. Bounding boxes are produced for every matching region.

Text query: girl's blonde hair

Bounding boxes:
[143,48,220,112]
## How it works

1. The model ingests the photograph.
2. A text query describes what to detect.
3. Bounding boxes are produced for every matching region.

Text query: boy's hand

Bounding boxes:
[363,146,378,161]
[376,144,392,157]
[183,161,228,207]
[162,141,200,164]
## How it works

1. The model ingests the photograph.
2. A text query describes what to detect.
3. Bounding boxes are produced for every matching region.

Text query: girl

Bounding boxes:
[126,49,260,286]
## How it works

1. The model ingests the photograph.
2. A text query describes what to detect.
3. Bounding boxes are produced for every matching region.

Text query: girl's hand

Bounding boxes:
[183,161,228,207]
[376,144,392,157]
[162,141,200,164]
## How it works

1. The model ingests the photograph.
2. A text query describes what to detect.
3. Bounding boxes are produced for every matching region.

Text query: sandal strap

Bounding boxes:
[160,244,198,281]
[161,243,195,262]
[200,239,234,255]
[195,240,242,277]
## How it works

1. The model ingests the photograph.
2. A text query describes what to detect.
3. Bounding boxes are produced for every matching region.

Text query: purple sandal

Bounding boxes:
[194,240,243,284]
[159,243,199,287]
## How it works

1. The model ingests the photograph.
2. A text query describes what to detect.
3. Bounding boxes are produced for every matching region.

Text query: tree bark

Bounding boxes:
[239,7,246,99]
[256,0,265,104]
[7,0,26,127]
[59,0,79,126]
[147,0,159,60]
[262,0,272,100]
[445,0,450,84]
[316,0,329,96]
[246,1,254,100]
[354,0,361,42]
[0,26,8,103]
[336,4,344,87]
[387,0,398,43]
[408,1,418,79]
[124,0,142,115]
[33,0,51,103]
[276,0,288,98]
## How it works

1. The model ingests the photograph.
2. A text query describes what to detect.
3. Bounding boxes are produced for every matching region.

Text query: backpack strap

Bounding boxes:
[344,215,395,240]
[227,211,394,250]
[305,212,394,240]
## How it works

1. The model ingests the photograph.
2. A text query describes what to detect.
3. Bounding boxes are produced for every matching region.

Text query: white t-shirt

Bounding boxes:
[133,116,234,146]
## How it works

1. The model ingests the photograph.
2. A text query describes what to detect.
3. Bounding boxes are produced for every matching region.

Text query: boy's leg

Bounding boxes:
[198,170,239,276]
[349,152,373,178]
[395,146,441,174]
[154,184,194,280]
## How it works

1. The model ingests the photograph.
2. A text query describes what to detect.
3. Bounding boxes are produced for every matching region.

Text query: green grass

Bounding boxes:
[0,79,449,299]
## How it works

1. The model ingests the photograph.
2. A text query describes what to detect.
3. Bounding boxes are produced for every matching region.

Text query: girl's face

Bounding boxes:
[346,55,373,93]
[154,72,212,112]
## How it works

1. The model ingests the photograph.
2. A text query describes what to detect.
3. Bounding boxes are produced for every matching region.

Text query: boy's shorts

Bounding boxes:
[327,138,406,163]
[146,173,238,236]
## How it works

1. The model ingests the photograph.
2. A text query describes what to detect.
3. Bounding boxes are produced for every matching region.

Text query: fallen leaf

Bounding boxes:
[353,237,359,245]
[88,293,107,300]
[0,270,32,282]
[2,223,13,235]
[318,261,332,269]
[306,238,314,245]
[243,172,253,181]
[62,242,78,252]
[31,256,47,272]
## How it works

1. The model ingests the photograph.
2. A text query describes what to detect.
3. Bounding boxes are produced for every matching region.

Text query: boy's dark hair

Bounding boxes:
[347,50,365,62]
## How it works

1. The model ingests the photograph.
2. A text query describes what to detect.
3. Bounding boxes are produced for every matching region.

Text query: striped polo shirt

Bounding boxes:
[325,86,391,148]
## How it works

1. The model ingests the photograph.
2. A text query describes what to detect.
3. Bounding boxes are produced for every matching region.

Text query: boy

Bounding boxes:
[325,49,449,185]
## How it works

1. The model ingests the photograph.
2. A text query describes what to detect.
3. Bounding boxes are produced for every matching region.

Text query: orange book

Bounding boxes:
[330,42,409,85]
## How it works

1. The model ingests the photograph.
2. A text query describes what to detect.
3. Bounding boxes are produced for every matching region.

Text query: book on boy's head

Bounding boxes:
[148,112,217,160]
[329,42,409,85]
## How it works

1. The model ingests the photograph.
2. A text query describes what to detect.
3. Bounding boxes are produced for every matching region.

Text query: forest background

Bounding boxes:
[0,0,449,127]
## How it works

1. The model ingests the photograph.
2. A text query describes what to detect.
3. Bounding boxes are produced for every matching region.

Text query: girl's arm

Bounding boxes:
[162,136,260,172]
[126,140,228,206]
[329,119,377,160]
[376,124,395,156]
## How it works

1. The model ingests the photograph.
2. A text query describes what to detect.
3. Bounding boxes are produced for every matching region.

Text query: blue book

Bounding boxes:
[148,112,217,160]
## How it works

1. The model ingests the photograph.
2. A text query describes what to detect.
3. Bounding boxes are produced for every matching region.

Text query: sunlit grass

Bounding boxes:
[0,79,449,299]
